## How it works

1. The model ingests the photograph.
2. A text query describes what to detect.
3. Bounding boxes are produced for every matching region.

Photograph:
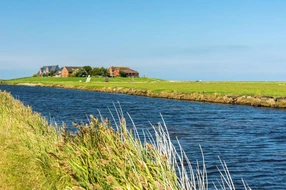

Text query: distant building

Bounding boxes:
[55,68,63,77]
[108,66,139,77]
[61,66,82,77]
[38,65,60,76]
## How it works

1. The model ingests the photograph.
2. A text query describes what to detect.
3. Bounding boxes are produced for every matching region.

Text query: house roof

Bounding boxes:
[39,65,60,73]
[109,66,129,70]
[120,68,139,74]
[109,66,139,74]
[64,66,82,73]
[49,65,60,72]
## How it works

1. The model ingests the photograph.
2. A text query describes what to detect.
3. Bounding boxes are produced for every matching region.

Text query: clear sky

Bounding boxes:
[0,0,285,81]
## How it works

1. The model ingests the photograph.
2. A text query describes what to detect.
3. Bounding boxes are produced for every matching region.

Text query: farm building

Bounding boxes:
[108,66,139,77]
[61,66,82,77]
[38,65,60,76]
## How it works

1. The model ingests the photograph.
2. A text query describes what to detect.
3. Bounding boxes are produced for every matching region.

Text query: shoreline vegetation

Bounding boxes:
[0,90,251,189]
[1,77,286,108]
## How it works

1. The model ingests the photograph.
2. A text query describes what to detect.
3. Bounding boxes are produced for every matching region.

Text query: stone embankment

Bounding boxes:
[98,87,286,108]
[6,83,286,108]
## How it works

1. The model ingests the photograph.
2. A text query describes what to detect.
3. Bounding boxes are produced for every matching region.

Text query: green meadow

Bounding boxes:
[3,77,286,97]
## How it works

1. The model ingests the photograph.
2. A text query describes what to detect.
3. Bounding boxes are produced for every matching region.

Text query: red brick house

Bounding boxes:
[61,66,82,77]
[108,66,139,77]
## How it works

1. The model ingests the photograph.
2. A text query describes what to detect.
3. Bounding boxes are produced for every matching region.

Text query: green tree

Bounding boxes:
[49,71,56,77]
[77,68,88,77]
[119,71,127,77]
[70,69,80,77]
[91,67,101,76]
[91,67,109,77]
[70,68,88,77]
[99,67,109,77]
[83,66,92,76]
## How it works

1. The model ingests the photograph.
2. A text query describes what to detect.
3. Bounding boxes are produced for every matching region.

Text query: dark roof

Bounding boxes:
[109,66,139,74]
[48,65,60,72]
[64,66,82,73]
[110,66,130,70]
[121,68,139,74]
[40,65,60,73]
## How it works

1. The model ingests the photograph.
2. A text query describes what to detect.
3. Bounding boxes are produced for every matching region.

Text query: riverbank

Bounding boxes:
[2,77,286,108]
[96,86,286,108]
[0,91,181,189]
[0,90,249,189]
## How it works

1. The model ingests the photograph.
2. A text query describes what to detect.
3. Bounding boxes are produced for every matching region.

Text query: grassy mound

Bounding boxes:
[0,91,250,189]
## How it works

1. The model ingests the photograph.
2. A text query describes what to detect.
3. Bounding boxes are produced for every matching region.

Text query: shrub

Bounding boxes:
[119,71,127,77]
[70,68,88,77]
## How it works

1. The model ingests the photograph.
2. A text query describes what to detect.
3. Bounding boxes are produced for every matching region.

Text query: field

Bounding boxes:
[3,77,286,97]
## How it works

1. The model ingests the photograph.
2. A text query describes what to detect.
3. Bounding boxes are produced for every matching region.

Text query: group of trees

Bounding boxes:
[70,66,109,77]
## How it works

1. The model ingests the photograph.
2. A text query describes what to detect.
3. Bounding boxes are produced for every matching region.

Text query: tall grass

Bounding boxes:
[0,90,251,189]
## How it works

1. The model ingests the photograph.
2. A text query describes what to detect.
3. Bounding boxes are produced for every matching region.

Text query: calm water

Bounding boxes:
[1,85,285,189]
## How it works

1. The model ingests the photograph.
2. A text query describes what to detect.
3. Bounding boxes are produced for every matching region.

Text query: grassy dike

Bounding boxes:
[2,77,286,108]
[0,90,179,189]
[0,90,250,189]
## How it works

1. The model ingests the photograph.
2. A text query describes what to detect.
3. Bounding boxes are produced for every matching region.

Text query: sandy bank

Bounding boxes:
[16,83,43,87]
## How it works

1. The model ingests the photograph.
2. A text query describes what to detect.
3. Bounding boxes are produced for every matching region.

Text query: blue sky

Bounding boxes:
[0,0,285,80]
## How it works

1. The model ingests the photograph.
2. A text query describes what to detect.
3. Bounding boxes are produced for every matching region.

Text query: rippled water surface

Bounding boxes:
[1,85,285,189]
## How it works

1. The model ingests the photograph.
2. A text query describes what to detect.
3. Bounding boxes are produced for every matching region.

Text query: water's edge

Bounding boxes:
[4,82,286,108]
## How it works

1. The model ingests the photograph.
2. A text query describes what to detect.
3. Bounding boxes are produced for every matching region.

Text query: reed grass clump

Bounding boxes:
[0,90,250,189]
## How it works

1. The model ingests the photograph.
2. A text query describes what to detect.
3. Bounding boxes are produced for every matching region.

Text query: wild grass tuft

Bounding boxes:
[0,90,250,189]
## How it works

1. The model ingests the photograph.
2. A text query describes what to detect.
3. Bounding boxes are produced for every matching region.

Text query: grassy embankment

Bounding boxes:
[2,77,286,107]
[2,77,286,96]
[0,90,250,189]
